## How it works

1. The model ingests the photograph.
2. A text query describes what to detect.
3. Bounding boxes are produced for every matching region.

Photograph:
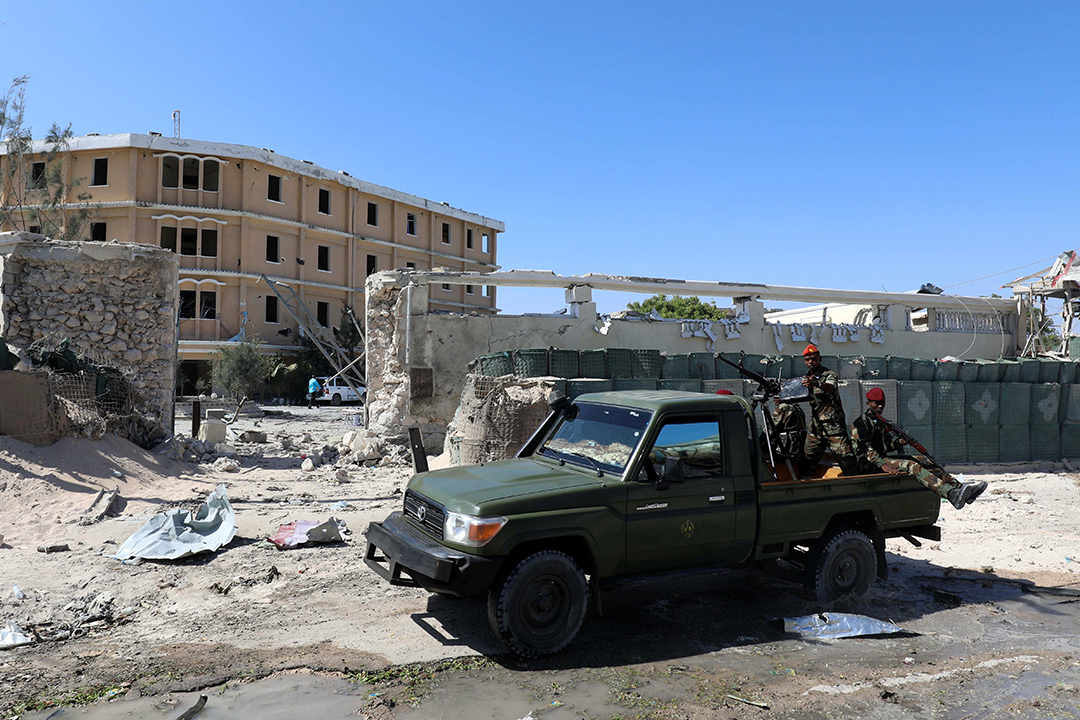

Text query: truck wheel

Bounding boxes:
[487,551,590,657]
[805,528,876,603]
[331,393,342,406]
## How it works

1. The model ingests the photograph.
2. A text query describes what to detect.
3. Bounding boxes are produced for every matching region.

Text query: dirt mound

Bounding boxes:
[0,434,206,546]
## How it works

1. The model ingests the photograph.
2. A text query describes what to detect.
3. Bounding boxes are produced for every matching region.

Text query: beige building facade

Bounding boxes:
[0,134,504,392]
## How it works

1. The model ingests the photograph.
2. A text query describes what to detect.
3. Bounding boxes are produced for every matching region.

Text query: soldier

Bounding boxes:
[800,344,858,476]
[771,397,806,464]
[851,387,987,509]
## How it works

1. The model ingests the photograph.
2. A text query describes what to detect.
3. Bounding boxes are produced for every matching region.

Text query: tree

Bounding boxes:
[212,339,273,400]
[626,294,731,321]
[0,76,97,241]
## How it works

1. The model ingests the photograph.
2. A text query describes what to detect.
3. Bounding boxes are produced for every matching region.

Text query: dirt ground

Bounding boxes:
[1,404,1079,718]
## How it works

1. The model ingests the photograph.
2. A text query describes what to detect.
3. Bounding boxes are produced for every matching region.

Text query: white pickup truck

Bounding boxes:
[316,376,365,406]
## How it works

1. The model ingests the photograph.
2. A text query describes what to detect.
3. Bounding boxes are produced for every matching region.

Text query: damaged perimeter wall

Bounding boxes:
[364,270,1019,452]
[0,233,179,434]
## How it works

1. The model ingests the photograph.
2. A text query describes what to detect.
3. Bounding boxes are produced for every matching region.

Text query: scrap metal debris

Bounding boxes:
[114,484,237,561]
[79,487,120,526]
[178,695,208,720]
[780,613,908,639]
[269,518,347,549]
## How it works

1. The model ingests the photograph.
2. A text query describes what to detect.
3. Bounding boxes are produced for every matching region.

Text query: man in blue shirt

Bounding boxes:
[307,376,322,408]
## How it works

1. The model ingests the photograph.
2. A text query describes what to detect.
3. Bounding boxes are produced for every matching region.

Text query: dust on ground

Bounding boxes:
[1,404,1078,718]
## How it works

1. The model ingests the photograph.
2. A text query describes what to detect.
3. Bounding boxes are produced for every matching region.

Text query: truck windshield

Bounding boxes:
[538,402,651,475]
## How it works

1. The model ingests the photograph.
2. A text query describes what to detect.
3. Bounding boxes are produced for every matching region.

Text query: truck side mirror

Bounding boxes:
[663,457,685,484]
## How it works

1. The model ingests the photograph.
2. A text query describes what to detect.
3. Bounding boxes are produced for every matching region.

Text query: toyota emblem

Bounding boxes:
[416,505,427,523]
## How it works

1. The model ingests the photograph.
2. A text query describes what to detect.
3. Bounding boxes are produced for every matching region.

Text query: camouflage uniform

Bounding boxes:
[802,364,858,475]
[850,410,959,498]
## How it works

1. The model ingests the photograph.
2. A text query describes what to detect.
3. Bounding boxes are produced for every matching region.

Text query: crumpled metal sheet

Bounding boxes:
[782,613,906,639]
[1,622,33,649]
[115,484,237,560]
[269,518,346,549]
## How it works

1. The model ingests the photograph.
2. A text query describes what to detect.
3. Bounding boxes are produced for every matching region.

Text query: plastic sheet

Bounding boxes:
[1,621,33,649]
[781,613,906,639]
[114,484,237,560]
[269,518,346,549]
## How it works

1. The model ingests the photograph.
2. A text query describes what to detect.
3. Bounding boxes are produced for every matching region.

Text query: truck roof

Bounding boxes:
[572,390,752,414]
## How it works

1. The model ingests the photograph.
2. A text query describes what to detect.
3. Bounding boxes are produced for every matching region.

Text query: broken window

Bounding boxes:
[183,158,199,190]
[442,222,451,244]
[203,160,219,192]
[441,283,451,292]
[482,233,490,253]
[92,158,108,186]
[467,229,473,249]
[200,291,217,319]
[162,157,179,188]
[466,284,475,295]
[268,174,282,202]
[485,285,494,297]
[179,290,197,319]
[317,301,329,327]
[366,254,377,277]
[406,261,416,269]
[367,202,378,226]
[407,213,416,236]
[201,228,218,257]
[28,225,40,234]
[265,295,279,323]
[30,161,46,190]
[266,235,279,263]
[161,226,177,252]
[180,228,198,256]
[318,188,331,215]
[91,222,106,243]
[318,245,330,271]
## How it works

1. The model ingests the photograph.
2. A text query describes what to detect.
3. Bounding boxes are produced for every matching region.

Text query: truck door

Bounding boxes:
[625,413,738,575]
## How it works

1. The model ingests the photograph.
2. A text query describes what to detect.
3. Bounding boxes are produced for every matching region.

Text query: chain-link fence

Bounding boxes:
[444,374,556,466]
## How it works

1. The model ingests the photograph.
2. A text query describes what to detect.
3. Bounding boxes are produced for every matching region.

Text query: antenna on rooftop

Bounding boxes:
[172,110,180,139]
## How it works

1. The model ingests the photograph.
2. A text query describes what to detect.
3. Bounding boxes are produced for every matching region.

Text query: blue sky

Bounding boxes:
[2,2,1076,315]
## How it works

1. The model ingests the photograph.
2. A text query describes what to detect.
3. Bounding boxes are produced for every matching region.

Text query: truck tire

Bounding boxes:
[331,393,342,406]
[805,528,876,603]
[486,550,590,657]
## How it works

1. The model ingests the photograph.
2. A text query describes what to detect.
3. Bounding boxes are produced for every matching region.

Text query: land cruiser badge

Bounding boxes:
[681,520,695,538]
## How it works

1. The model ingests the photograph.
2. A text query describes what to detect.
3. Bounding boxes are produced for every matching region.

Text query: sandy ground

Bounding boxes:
[1,404,1079,717]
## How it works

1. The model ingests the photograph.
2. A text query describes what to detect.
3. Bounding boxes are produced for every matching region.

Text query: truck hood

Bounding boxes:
[408,457,608,513]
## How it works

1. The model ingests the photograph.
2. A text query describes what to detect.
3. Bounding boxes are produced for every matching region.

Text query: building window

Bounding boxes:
[406,213,416,236]
[265,295,279,323]
[200,291,217,319]
[466,284,475,295]
[367,202,378,226]
[180,228,198,256]
[183,158,199,190]
[28,225,40,234]
[366,254,378,277]
[161,226,177,252]
[162,157,179,188]
[201,228,218,257]
[485,285,494,297]
[90,222,106,243]
[30,162,46,190]
[441,223,451,244]
[482,233,490,253]
[318,188,331,215]
[441,283,451,291]
[268,174,282,202]
[179,290,197,319]
[266,235,279,263]
[203,160,219,192]
[317,301,329,327]
[406,261,416,269]
[91,158,108,186]
[466,229,473,249]
[318,245,330,271]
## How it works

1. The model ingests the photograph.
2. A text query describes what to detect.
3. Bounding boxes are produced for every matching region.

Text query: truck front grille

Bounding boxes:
[403,490,445,539]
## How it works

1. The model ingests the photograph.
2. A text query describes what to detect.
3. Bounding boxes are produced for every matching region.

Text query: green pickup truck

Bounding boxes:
[365,390,942,656]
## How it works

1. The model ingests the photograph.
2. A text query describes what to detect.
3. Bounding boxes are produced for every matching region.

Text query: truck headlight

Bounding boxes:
[443,512,507,547]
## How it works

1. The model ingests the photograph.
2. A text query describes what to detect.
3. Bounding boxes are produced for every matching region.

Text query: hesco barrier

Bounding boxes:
[468,350,1080,461]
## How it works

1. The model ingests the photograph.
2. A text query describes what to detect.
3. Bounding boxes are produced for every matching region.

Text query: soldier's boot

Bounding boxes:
[947,481,988,510]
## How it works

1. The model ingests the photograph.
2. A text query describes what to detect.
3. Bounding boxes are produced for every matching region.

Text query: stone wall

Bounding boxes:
[0,233,179,433]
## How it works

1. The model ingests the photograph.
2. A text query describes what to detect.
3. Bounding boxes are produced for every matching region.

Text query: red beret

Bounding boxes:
[802,344,820,356]
[866,388,886,402]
